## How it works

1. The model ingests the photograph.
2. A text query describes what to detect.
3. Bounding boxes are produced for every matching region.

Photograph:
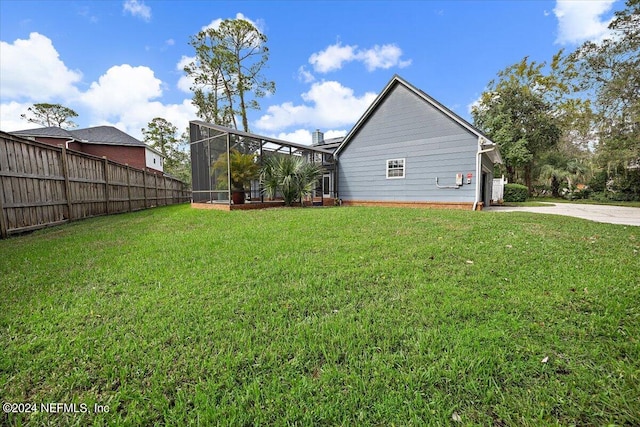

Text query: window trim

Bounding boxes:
[386,158,405,179]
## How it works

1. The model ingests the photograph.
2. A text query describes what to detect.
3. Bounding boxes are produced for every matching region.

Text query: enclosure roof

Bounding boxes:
[190,121,335,155]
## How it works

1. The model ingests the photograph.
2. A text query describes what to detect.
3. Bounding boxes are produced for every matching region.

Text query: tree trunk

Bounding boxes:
[237,60,249,132]
[506,165,516,184]
[551,176,560,198]
[525,164,533,195]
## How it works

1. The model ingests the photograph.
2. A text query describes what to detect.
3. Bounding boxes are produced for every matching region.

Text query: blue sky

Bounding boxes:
[0,0,621,144]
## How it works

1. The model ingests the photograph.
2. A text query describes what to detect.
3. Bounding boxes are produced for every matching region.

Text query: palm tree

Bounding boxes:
[539,164,569,197]
[540,159,593,198]
[260,155,323,206]
[565,159,591,190]
[212,149,259,191]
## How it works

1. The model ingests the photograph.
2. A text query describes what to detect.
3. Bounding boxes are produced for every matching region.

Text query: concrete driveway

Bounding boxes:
[487,202,640,226]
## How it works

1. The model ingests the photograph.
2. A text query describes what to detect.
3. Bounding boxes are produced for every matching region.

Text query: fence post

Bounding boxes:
[163,176,167,205]
[143,171,148,208]
[126,164,132,212]
[103,157,110,215]
[155,173,159,206]
[0,190,7,239]
[60,145,73,221]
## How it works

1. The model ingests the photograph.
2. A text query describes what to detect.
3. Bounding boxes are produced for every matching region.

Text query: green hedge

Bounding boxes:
[504,183,528,202]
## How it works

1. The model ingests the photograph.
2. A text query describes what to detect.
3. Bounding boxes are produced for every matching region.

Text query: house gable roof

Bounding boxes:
[335,74,498,159]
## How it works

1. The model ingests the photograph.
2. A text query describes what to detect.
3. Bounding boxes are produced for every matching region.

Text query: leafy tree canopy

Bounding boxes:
[569,0,639,170]
[472,57,563,191]
[142,118,191,184]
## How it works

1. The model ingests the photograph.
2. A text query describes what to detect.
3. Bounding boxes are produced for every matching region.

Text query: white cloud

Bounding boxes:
[0,32,82,101]
[274,129,313,145]
[176,55,196,93]
[309,43,357,73]
[0,101,40,132]
[270,128,348,146]
[308,42,411,73]
[80,65,162,117]
[0,33,195,139]
[297,66,316,83]
[467,95,482,115]
[123,0,151,22]
[302,81,377,127]
[255,102,312,131]
[359,45,412,72]
[553,0,616,45]
[324,129,348,140]
[96,99,197,140]
[77,64,197,139]
[254,80,377,132]
[165,39,175,46]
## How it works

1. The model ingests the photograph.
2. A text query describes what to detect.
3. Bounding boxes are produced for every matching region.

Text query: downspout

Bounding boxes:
[473,137,497,211]
[65,138,87,150]
[333,153,339,203]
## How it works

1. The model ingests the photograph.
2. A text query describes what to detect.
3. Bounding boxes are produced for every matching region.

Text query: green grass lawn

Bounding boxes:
[1,205,639,426]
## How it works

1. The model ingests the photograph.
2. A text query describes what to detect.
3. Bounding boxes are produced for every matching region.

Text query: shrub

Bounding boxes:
[572,187,592,200]
[588,170,608,193]
[587,169,640,202]
[504,183,528,202]
[589,192,610,203]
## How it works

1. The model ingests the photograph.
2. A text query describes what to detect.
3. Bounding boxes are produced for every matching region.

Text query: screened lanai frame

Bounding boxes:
[190,121,336,206]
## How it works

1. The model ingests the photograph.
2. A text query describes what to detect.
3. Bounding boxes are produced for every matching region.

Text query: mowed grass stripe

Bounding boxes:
[1,204,638,426]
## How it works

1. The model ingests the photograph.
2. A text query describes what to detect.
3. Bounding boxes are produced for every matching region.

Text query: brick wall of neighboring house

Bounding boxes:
[29,135,162,174]
[81,145,147,171]
[68,141,83,151]
[32,136,82,151]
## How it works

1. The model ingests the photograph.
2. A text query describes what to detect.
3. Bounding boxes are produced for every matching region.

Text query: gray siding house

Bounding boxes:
[335,75,501,210]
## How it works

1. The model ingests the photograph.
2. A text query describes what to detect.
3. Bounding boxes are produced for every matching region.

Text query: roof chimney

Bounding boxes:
[312,129,324,145]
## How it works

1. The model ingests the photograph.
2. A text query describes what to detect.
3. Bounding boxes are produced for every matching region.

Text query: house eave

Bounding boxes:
[478,137,502,164]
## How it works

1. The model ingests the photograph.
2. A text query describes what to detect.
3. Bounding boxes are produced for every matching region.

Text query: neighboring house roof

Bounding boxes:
[11,126,76,139]
[11,125,164,157]
[335,74,501,164]
[70,126,147,147]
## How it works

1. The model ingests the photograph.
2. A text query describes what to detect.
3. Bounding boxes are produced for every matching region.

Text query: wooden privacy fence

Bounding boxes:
[0,131,191,238]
